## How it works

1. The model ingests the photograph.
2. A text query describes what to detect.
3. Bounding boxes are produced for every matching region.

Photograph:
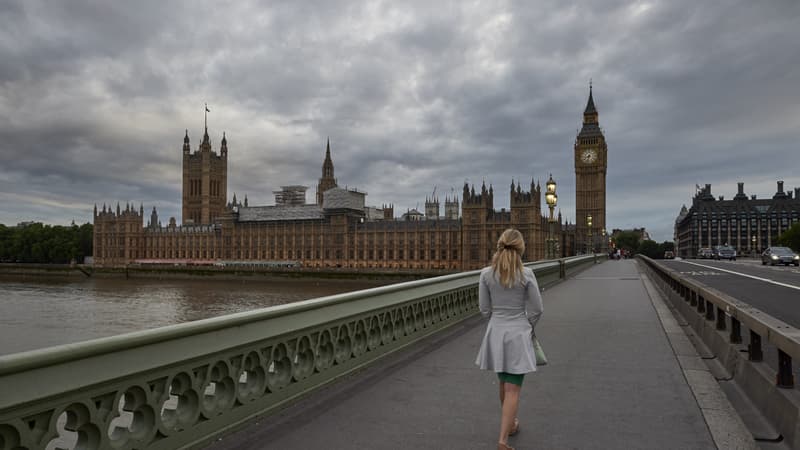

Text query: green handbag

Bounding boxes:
[532,333,548,366]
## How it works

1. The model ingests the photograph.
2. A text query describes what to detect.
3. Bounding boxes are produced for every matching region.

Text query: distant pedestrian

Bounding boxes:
[475,228,544,450]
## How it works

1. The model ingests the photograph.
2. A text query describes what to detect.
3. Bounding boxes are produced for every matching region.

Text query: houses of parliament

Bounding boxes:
[93,88,608,270]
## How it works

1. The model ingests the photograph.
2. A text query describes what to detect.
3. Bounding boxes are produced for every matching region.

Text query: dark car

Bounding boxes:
[697,248,713,259]
[761,247,800,266]
[713,245,736,261]
[664,251,675,259]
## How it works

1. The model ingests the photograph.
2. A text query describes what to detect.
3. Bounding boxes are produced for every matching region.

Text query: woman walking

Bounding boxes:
[475,228,544,450]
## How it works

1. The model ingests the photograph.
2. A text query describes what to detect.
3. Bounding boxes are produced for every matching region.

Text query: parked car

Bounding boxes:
[664,251,675,259]
[761,247,800,266]
[697,248,713,259]
[713,245,737,261]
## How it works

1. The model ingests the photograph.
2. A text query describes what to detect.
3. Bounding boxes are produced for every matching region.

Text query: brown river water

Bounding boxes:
[0,276,389,356]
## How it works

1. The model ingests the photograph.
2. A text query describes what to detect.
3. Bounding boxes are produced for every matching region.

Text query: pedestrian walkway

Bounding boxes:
[212,260,750,449]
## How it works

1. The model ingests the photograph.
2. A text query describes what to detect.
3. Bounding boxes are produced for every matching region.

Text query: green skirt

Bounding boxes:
[497,372,525,386]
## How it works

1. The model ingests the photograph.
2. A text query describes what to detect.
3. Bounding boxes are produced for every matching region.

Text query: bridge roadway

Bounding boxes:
[211,260,755,450]
[659,258,800,328]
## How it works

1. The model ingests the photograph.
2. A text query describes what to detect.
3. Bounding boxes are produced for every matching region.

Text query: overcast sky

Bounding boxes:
[1,1,798,241]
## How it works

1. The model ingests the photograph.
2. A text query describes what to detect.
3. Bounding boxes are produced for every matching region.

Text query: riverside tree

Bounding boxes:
[0,222,93,264]
[777,223,800,252]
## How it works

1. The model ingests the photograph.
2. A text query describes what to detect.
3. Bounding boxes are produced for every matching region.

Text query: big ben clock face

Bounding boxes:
[580,148,598,164]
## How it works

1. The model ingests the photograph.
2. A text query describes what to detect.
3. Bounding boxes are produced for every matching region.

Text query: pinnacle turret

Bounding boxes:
[316,138,338,204]
[584,82,597,115]
[182,129,191,154]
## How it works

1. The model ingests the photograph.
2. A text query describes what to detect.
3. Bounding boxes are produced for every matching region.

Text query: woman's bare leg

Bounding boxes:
[498,383,521,444]
[499,381,505,406]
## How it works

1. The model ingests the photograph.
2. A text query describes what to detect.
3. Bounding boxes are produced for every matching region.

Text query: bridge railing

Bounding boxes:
[638,255,800,446]
[0,255,596,450]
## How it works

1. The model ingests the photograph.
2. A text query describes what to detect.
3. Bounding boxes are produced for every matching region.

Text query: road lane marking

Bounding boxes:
[678,271,722,276]
[574,276,641,280]
[680,261,800,292]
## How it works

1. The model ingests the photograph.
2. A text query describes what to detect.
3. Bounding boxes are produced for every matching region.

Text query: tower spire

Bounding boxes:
[183,129,190,154]
[221,131,228,156]
[584,82,597,116]
[322,138,334,176]
[316,137,337,204]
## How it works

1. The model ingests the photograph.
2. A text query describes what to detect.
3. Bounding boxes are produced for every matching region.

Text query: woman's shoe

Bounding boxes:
[498,442,515,450]
[509,418,519,436]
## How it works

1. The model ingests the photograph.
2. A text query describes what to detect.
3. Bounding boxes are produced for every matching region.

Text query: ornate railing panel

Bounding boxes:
[0,256,595,450]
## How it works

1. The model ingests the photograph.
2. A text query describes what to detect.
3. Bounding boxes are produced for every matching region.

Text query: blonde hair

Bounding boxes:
[491,228,525,288]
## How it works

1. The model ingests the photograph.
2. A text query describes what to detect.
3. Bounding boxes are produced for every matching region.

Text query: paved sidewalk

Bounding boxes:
[213,260,734,449]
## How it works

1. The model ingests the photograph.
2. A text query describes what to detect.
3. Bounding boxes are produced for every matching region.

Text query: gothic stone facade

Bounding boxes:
[182,127,228,225]
[93,91,604,269]
[93,182,548,271]
[93,138,551,270]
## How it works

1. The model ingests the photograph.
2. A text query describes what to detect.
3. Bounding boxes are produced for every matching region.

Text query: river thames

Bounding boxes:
[0,276,389,356]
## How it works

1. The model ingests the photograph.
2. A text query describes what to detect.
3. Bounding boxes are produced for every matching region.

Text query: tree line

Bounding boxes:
[0,222,93,264]
[612,230,674,259]
[777,222,800,252]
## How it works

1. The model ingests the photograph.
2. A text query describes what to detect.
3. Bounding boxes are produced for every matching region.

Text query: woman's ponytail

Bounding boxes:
[491,228,525,288]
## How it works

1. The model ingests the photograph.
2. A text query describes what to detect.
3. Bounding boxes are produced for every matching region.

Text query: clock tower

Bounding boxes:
[574,84,607,252]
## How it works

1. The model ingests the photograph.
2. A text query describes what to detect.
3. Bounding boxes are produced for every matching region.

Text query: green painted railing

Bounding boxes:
[0,256,596,450]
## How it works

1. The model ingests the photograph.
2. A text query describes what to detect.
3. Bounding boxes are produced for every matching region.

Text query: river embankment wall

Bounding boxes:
[0,263,447,283]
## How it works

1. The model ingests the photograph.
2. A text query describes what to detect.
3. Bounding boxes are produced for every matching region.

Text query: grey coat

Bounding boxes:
[474,266,544,374]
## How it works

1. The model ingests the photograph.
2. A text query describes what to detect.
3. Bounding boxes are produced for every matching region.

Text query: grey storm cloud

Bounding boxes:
[1,0,799,242]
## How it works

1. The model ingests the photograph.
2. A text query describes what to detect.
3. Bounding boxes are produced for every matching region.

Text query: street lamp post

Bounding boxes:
[601,228,607,255]
[545,175,558,260]
[586,214,593,255]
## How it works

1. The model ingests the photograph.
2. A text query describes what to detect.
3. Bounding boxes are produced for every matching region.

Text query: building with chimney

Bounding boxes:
[675,181,800,258]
